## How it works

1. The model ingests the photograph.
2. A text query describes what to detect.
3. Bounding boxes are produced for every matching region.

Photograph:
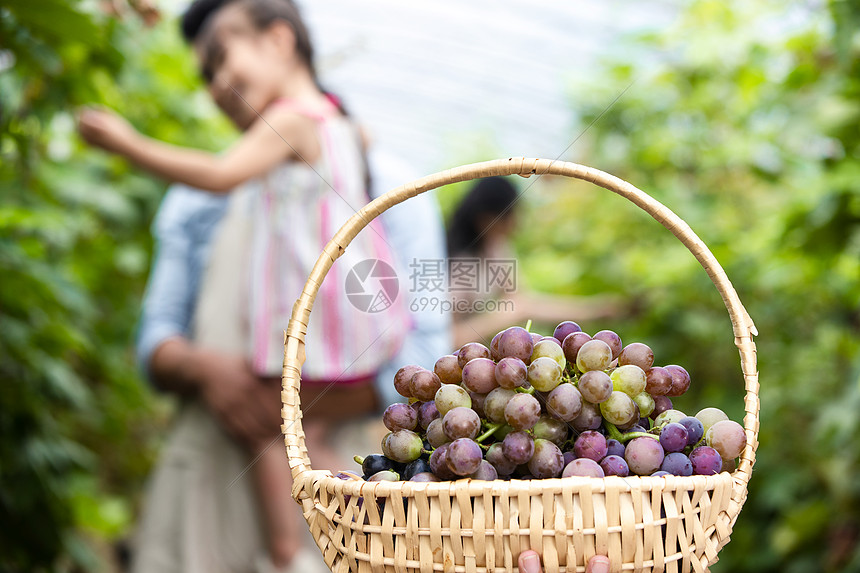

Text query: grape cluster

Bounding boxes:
[351,321,746,482]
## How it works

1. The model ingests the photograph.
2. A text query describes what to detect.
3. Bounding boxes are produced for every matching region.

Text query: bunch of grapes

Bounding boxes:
[350,321,746,483]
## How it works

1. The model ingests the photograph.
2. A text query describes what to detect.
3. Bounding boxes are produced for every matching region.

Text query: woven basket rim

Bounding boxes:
[279,158,759,572]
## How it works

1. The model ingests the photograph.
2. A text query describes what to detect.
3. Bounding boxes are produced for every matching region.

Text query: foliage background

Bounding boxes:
[1,0,858,571]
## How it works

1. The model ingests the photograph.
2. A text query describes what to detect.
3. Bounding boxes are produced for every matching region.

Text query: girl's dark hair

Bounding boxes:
[180,0,373,191]
[447,177,519,257]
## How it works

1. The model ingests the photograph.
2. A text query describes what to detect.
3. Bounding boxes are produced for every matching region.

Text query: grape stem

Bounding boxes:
[524,319,533,333]
[515,386,536,395]
[353,455,365,466]
[605,423,660,444]
[476,423,503,443]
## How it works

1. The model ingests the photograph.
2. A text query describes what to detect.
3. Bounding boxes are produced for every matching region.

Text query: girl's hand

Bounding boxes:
[77,107,139,155]
[518,551,610,573]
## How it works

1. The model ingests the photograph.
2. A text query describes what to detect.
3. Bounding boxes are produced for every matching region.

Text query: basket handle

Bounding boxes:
[282,157,759,488]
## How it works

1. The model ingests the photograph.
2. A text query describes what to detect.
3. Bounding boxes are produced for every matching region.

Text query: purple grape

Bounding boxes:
[574,431,608,462]
[562,451,576,467]
[490,331,503,361]
[578,370,613,404]
[664,365,691,397]
[446,438,483,476]
[625,437,665,476]
[461,358,499,393]
[502,431,535,465]
[383,402,418,432]
[562,458,605,478]
[335,470,363,482]
[605,439,625,458]
[416,401,440,430]
[410,370,442,401]
[553,321,582,344]
[619,342,654,371]
[546,383,584,422]
[645,366,672,396]
[562,332,592,364]
[572,402,603,432]
[690,446,723,475]
[650,395,673,419]
[468,391,488,418]
[659,422,689,453]
[528,439,565,479]
[679,416,704,446]
[532,415,569,446]
[442,406,481,440]
[529,332,543,345]
[404,458,433,480]
[434,354,463,385]
[707,420,747,460]
[660,452,693,476]
[503,393,541,430]
[600,455,629,477]
[457,342,491,369]
[428,444,456,480]
[498,326,535,362]
[486,442,517,476]
[469,459,499,481]
[651,471,671,477]
[495,357,528,389]
[393,365,422,398]
[410,472,440,482]
[593,330,622,359]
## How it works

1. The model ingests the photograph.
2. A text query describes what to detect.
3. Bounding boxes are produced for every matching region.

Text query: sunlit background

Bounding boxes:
[1,0,858,571]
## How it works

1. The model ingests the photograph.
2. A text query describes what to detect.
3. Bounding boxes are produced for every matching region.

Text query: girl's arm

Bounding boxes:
[78,107,316,192]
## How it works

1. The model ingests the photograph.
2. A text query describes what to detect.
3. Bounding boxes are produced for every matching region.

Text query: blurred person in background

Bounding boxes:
[78,0,447,571]
[447,176,621,346]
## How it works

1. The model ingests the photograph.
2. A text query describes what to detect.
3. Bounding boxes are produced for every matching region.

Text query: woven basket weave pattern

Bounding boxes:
[281,158,759,573]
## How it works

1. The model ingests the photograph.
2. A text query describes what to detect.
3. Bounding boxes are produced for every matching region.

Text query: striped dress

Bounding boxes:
[206,97,410,382]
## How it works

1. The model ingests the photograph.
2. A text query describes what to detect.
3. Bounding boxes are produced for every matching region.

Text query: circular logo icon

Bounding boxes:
[345,259,400,313]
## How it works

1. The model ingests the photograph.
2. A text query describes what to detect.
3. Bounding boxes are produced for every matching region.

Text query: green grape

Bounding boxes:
[530,339,566,370]
[696,407,728,433]
[654,408,686,428]
[576,339,613,372]
[434,384,471,416]
[527,356,563,392]
[426,418,449,448]
[599,391,637,426]
[610,364,647,396]
[532,415,569,446]
[484,387,517,423]
[632,392,655,418]
[383,430,424,463]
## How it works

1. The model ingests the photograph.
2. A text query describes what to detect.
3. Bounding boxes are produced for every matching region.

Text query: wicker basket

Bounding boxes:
[281,157,759,573]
